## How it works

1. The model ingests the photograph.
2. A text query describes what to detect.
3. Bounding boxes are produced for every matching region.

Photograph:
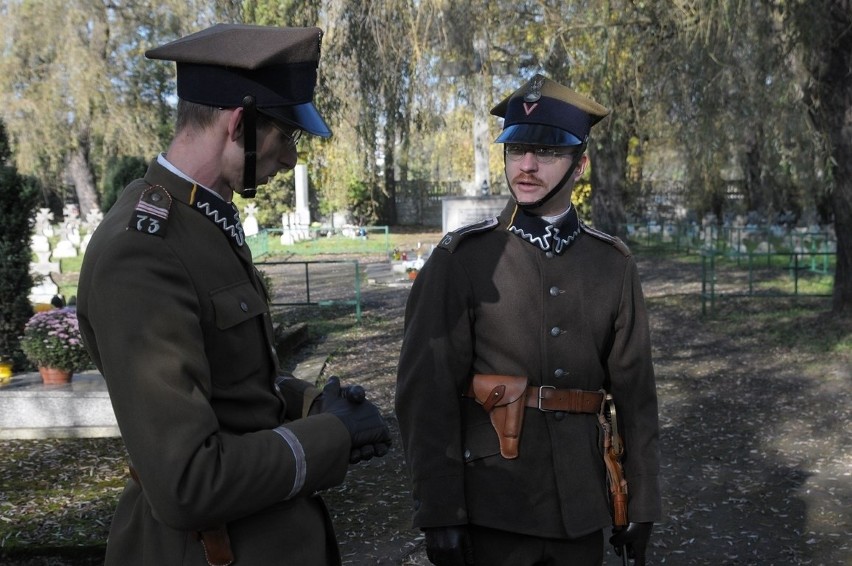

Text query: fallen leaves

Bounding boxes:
[1,254,850,565]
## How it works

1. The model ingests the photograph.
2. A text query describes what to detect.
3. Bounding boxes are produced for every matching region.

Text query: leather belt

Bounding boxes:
[466,385,604,414]
[529,386,604,413]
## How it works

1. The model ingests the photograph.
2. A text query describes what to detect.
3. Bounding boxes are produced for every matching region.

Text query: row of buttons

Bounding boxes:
[548,283,568,414]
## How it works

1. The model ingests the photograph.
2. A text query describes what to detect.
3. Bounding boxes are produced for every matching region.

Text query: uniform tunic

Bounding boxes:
[396,201,661,539]
[77,158,351,565]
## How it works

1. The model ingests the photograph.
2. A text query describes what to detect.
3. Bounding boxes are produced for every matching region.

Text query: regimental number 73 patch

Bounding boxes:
[128,185,172,237]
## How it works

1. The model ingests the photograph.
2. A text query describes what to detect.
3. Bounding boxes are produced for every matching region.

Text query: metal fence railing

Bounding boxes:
[624,221,837,315]
[255,259,362,322]
[699,250,835,315]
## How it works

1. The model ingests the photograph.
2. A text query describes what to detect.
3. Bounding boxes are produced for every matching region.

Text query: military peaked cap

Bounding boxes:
[491,74,609,147]
[146,24,331,137]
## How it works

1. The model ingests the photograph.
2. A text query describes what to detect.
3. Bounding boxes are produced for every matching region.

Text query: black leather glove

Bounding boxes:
[424,526,474,566]
[319,376,391,463]
[610,522,653,565]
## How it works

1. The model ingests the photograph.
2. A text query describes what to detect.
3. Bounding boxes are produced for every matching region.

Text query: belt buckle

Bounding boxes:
[537,385,556,412]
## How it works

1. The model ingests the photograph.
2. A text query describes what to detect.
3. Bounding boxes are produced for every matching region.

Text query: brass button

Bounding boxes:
[549,286,560,296]
[550,327,562,337]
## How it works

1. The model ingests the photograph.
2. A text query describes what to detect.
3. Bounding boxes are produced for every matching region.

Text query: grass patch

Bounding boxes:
[702,298,851,354]
[264,231,392,258]
[0,438,127,552]
[274,303,362,341]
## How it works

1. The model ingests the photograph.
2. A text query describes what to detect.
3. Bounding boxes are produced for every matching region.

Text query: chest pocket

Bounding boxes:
[210,280,267,329]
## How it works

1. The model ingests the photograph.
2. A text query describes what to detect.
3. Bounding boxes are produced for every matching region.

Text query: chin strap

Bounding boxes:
[241,95,257,199]
[506,143,586,211]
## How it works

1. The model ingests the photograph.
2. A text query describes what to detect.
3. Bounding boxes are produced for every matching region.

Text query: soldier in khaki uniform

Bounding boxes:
[78,25,391,566]
[395,75,661,565]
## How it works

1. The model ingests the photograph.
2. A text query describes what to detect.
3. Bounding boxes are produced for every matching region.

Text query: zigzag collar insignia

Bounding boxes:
[188,184,246,247]
[507,205,581,255]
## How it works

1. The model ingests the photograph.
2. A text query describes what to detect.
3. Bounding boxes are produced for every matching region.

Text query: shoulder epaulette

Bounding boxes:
[580,223,631,257]
[127,185,172,237]
[437,217,499,253]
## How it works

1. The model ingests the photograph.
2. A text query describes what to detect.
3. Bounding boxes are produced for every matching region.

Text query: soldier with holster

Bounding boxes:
[395,75,661,565]
[78,24,391,566]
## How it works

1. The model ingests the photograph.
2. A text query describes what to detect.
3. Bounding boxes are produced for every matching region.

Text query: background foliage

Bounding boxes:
[0,121,40,368]
[1,0,850,311]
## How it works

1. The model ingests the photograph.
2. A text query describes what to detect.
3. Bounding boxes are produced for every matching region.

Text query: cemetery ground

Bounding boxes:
[1,229,850,565]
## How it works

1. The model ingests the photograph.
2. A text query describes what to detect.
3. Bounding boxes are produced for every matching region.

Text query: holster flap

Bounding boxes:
[471,374,528,410]
[470,374,529,459]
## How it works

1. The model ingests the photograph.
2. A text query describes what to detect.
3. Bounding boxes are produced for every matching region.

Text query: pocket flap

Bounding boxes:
[210,280,267,329]
[471,374,529,408]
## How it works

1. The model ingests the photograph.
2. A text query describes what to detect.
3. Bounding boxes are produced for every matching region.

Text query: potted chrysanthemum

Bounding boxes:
[20,308,92,384]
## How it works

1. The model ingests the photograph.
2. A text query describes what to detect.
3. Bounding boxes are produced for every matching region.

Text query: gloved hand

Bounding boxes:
[319,376,391,463]
[610,522,653,565]
[423,526,474,566]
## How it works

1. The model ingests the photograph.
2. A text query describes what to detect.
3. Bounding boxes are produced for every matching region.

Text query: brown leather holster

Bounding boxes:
[469,374,529,459]
[129,466,235,566]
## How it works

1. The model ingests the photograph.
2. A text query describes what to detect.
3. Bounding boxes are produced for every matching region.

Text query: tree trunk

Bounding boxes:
[807,3,852,313]
[825,70,852,312]
[471,31,491,196]
[472,73,491,196]
[381,122,398,225]
[589,136,629,239]
[831,170,852,313]
[66,146,99,219]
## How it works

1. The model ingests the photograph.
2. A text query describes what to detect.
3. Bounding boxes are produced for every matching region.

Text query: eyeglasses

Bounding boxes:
[267,120,303,147]
[505,144,573,164]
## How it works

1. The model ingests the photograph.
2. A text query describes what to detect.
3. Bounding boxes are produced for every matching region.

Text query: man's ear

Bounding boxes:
[227,107,244,142]
[574,154,589,180]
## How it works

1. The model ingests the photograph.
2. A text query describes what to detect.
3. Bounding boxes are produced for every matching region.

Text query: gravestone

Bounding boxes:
[280,164,311,245]
[80,209,103,253]
[35,208,54,237]
[51,222,78,260]
[29,248,60,304]
[441,195,506,233]
[243,203,259,238]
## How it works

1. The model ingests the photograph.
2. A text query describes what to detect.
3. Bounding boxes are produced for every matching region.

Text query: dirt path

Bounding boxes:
[1,253,848,565]
[317,255,851,565]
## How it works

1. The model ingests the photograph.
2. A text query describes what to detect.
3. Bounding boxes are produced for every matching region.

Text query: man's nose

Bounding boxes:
[518,151,539,170]
[278,145,298,171]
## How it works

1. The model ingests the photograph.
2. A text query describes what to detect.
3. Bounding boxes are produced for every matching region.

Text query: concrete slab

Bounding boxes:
[0,348,334,439]
[0,370,118,439]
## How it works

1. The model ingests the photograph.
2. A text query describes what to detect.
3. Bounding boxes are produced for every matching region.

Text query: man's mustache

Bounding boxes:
[511,175,544,187]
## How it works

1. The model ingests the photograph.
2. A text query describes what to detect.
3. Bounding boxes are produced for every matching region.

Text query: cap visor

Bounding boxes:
[260,102,331,138]
[495,124,582,146]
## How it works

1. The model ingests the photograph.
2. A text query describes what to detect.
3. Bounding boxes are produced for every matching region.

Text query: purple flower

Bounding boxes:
[20,308,92,372]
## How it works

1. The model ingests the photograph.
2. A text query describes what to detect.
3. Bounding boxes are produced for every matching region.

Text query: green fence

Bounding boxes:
[255,259,363,322]
[625,221,837,315]
[626,222,835,257]
[699,250,835,315]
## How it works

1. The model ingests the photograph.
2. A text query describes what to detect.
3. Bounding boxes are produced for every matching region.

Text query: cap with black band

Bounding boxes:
[146,24,332,197]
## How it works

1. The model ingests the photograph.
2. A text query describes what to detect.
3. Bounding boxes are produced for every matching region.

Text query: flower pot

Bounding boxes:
[38,366,73,385]
[408,270,418,280]
[0,361,12,385]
